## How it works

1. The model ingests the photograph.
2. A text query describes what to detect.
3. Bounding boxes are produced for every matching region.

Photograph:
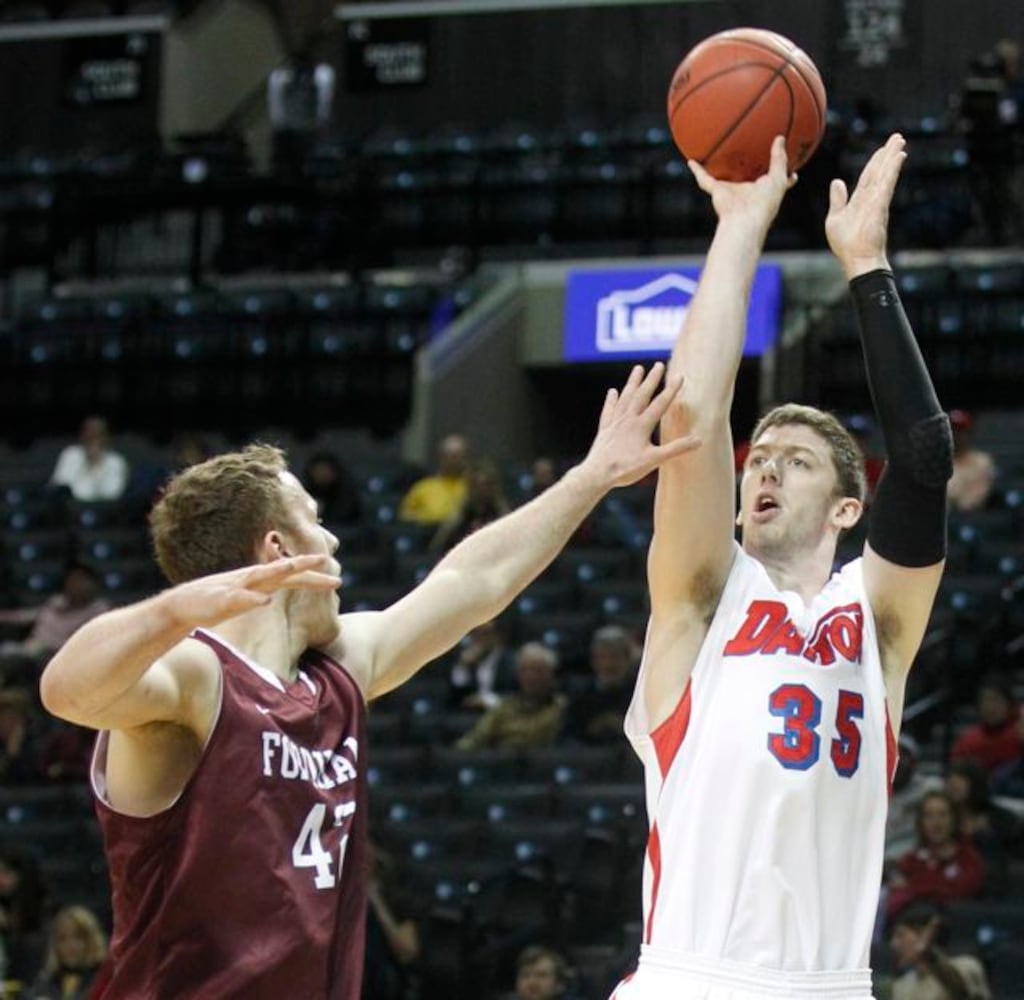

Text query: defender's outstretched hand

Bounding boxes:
[165,554,340,629]
[826,132,907,280]
[688,135,796,232]
[583,363,700,489]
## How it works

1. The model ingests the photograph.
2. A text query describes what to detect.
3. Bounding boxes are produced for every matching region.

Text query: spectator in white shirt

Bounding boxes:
[50,416,129,502]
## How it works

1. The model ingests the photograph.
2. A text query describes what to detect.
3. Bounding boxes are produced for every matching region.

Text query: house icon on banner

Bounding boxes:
[595,273,699,353]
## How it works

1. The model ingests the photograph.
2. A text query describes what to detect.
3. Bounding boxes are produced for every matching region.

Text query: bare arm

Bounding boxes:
[644,138,793,726]
[340,365,699,699]
[39,555,340,733]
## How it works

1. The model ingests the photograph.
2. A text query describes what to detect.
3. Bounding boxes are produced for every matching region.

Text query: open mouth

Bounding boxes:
[752,494,781,521]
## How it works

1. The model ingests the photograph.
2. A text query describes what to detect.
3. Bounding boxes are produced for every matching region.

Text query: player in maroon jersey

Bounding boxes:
[39,363,697,1000]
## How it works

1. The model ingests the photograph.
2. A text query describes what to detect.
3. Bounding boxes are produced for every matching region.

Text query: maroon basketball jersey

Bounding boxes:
[91,629,368,1000]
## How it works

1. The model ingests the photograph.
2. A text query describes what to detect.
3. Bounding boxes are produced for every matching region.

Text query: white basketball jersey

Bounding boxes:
[625,544,896,974]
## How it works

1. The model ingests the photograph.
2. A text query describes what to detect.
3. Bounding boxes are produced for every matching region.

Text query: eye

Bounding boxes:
[749,455,764,467]
[789,456,806,468]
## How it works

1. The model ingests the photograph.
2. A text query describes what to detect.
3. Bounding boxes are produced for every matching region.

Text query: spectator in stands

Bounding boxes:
[950,676,1023,775]
[127,432,210,509]
[455,642,565,751]
[0,563,110,667]
[562,625,637,745]
[362,843,420,1000]
[944,758,1022,892]
[49,416,129,503]
[0,847,46,989]
[888,903,991,1000]
[886,734,943,862]
[946,410,996,513]
[514,456,560,503]
[25,904,107,1000]
[887,791,986,919]
[504,945,572,1000]
[430,459,510,553]
[0,688,41,785]
[398,434,469,525]
[303,451,362,525]
[447,615,518,710]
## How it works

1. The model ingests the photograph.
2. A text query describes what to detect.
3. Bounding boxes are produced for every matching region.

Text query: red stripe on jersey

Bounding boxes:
[885,706,898,795]
[651,679,692,779]
[644,823,662,943]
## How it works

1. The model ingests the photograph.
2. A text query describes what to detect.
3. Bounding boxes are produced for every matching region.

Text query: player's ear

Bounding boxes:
[833,497,863,530]
[258,530,291,563]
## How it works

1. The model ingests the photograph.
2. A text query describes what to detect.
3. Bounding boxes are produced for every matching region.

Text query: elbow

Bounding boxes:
[39,662,69,721]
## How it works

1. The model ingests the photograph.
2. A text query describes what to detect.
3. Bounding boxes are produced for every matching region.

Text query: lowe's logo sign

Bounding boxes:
[564,265,783,362]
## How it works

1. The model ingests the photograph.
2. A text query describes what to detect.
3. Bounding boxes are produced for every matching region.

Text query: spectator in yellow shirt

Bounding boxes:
[399,434,470,525]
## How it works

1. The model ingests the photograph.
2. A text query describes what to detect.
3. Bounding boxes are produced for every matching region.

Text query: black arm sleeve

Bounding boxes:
[850,268,951,567]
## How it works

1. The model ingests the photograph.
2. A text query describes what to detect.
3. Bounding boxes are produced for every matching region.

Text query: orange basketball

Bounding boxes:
[667,28,827,182]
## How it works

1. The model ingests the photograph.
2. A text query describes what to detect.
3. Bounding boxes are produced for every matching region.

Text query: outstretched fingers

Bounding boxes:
[244,555,340,592]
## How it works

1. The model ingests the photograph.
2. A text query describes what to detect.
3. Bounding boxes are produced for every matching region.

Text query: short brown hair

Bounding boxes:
[150,444,293,585]
[751,404,866,502]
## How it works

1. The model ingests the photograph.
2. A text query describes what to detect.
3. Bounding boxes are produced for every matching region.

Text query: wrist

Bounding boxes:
[841,255,891,282]
[567,458,615,500]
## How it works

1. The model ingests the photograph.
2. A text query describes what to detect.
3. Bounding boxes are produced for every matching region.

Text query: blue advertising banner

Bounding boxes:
[563,264,783,362]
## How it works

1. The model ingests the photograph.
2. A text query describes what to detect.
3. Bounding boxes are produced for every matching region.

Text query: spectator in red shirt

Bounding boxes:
[951,677,1022,775]
[887,790,986,920]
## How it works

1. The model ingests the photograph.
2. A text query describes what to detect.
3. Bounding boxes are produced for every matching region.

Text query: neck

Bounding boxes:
[206,600,311,682]
[744,540,838,603]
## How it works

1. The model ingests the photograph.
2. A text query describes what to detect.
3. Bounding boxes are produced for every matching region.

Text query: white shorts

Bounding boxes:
[610,946,873,1000]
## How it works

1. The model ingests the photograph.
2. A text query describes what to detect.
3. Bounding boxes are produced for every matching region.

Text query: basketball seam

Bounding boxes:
[723,37,826,132]
[698,58,795,168]
[669,59,786,121]
[669,38,825,148]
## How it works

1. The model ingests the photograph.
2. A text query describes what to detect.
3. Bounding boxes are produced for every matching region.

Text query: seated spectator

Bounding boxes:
[886,734,943,862]
[950,676,1022,775]
[431,459,509,553]
[455,642,565,751]
[398,434,469,525]
[944,758,1022,892]
[562,625,637,745]
[49,416,129,502]
[946,410,996,512]
[448,616,518,710]
[128,432,210,508]
[303,451,362,525]
[502,945,573,1000]
[0,847,46,987]
[24,904,107,1000]
[0,688,42,785]
[887,791,985,919]
[889,903,991,1000]
[528,457,558,497]
[0,563,110,666]
[362,842,421,1000]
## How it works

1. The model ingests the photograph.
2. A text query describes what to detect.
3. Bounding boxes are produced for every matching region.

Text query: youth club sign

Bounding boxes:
[564,265,783,362]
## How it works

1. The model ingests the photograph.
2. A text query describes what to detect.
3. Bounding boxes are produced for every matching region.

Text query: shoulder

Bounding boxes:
[322,612,378,695]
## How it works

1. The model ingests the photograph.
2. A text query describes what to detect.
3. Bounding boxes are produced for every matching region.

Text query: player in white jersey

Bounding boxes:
[613,134,952,1000]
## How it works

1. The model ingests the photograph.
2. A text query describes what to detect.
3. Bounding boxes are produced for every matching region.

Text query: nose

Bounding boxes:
[760,456,781,481]
[325,527,340,555]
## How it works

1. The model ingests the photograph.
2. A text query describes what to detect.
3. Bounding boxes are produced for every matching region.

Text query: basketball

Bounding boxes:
[667,28,827,182]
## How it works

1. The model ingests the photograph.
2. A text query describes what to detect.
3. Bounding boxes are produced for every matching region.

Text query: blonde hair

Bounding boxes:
[44,905,107,975]
[149,444,294,584]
